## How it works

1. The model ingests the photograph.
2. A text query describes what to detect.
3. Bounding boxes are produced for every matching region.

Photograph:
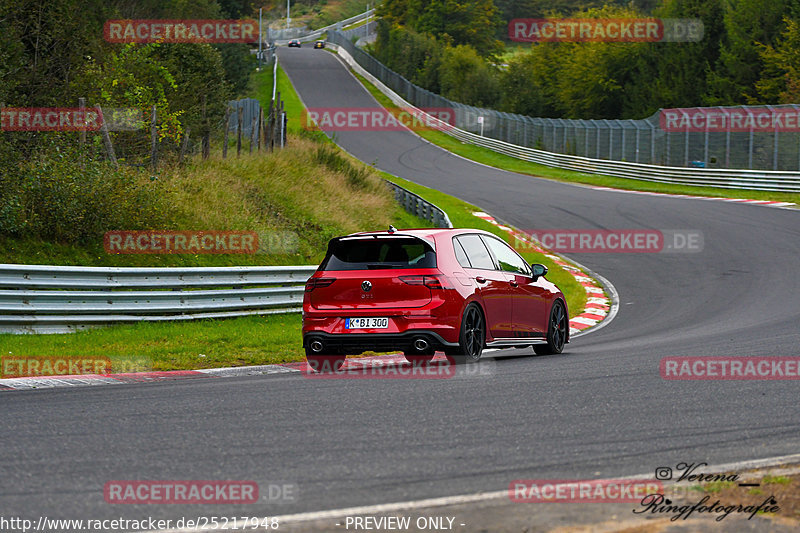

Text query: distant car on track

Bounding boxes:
[314,40,326,49]
[288,39,301,48]
[302,227,568,371]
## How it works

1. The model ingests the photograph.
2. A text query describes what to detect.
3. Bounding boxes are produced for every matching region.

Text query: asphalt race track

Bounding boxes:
[1,47,799,529]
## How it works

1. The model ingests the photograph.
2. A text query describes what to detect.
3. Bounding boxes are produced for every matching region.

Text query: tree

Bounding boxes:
[379,0,503,58]
[705,0,793,105]
[622,0,726,117]
[372,21,444,93]
[439,45,500,107]
[757,17,800,103]
[499,43,562,117]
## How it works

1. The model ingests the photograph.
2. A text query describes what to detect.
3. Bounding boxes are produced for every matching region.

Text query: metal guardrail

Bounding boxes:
[329,31,800,192]
[339,23,376,44]
[271,9,375,44]
[0,265,317,334]
[386,182,452,228]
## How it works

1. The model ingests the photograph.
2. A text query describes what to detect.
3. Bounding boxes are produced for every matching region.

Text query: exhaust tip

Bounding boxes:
[413,338,429,352]
[310,340,324,353]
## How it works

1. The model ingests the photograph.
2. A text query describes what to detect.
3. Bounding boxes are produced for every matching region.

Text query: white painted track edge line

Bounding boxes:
[150,453,800,532]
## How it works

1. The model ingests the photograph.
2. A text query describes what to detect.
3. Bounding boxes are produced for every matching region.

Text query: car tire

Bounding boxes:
[445,304,485,364]
[534,300,567,355]
[305,351,345,372]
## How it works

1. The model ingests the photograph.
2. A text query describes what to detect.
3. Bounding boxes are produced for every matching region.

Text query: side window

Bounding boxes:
[456,234,495,270]
[452,237,472,268]
[482,236,530,275]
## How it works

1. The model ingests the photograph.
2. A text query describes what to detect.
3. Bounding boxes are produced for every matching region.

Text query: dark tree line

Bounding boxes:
[0,0,258,164]
[372,0,800,119]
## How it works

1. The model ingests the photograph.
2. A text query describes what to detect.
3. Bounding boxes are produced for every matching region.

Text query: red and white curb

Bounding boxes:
[590,186,796,208]
[0,354,458,391]
[472,211,614,338]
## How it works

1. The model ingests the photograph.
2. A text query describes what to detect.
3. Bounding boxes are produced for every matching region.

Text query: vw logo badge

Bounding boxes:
[361,280,372,292]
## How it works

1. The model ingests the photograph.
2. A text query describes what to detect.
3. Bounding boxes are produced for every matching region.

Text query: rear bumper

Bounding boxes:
[303,331,458,354]
[302,308,462,351]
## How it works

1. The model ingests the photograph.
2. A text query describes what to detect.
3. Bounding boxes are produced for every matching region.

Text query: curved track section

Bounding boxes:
[0,48,798,525]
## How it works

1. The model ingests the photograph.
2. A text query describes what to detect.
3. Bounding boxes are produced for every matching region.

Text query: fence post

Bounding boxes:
[651,120,656,164]
[552,121,557,151]
[202,96,210,160]
[584,121,589,157]
[250,110,257,154]
[280,99,285,147]
[223,106,230,159]
[265,101,274,151]
[666,129,671,165]
[703,107,710,166]
[683,110,690,167]
[95,104,118,169]
[747,108,754,169]
[274,92,281,150]
[79,97,86,168]
[596,122,601,159]
[722,107,730,168]
[258,108,264,151]
[237,106,243,157]
[768,105,778,170]
[179,127,190,165]
[150,105,158,170]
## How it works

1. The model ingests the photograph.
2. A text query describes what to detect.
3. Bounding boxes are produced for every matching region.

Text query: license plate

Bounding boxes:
[346,317,389,329]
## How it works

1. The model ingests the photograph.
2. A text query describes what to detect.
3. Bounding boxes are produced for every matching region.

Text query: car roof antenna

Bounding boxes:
[388,225,397,233]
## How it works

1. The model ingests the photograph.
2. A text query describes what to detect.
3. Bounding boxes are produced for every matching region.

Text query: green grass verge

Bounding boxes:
[1,314,306,372]
[247,64,275,106]
[351,71,800,205]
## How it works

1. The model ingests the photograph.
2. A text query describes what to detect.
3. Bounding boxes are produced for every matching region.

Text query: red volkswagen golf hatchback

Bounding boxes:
[302,228,568,370]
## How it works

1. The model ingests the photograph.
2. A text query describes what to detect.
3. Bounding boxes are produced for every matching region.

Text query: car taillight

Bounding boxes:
[305,277,336,292]
[399,275,450,289]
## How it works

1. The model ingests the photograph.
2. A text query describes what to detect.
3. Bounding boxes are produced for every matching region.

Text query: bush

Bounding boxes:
[0,145,173,244]
[440,45,500,108]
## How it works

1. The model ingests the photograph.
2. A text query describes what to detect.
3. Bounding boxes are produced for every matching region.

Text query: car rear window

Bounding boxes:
[321,237,436,270]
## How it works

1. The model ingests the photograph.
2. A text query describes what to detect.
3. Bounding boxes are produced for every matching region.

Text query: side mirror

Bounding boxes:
[531,263,548,280]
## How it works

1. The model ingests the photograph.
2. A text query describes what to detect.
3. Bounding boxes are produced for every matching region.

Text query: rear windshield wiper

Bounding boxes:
[366,263,404,269]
